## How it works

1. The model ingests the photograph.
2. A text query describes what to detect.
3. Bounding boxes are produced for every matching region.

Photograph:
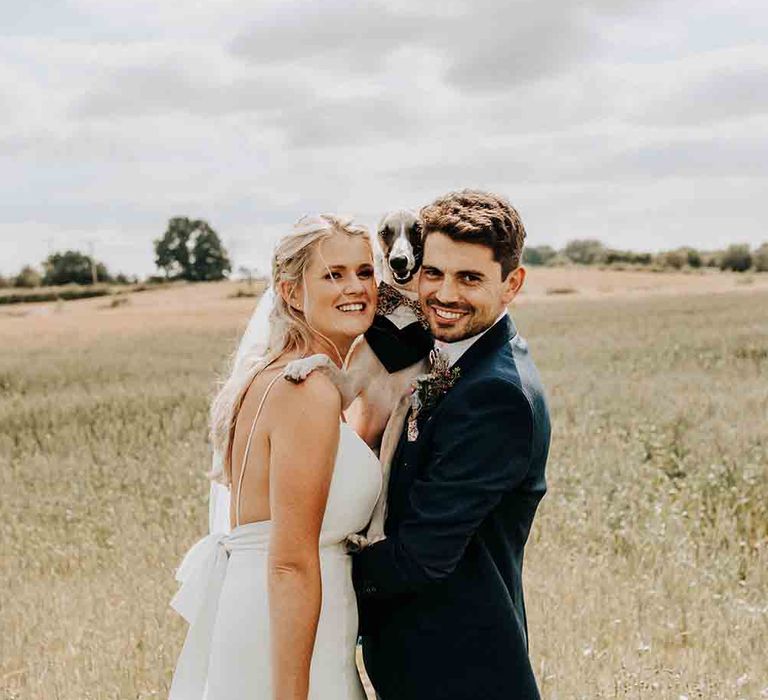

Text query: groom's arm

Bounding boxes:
[353,377,533,598]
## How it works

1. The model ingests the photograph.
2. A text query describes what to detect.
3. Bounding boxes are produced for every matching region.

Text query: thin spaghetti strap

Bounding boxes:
[234,371,284,528]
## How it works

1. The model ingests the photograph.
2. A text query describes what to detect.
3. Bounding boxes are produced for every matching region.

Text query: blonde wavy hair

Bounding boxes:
[209,214,371,484]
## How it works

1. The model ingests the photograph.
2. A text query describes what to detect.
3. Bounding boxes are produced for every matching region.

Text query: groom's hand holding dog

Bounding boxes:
[353,190,551,700]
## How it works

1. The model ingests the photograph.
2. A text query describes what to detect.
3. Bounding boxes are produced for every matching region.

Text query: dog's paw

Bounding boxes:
[344,533,386,553]
[344,533,370,553]
[283,354,335,384]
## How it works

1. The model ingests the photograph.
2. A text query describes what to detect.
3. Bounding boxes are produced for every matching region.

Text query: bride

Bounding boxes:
[168,214,382,699]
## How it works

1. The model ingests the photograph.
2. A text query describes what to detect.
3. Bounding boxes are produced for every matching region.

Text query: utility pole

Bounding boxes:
[87,240,98,284]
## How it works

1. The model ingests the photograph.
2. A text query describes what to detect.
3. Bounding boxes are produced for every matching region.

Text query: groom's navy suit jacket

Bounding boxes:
[353,314,550,700]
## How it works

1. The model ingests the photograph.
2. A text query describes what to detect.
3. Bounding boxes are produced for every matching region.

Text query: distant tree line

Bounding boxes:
[3,224,765,290]
[0,251,137,290]
[0,217,231,289]
[524,239,768,273]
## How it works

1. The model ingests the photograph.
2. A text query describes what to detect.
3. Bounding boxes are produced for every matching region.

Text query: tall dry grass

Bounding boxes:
[1,288,766,699]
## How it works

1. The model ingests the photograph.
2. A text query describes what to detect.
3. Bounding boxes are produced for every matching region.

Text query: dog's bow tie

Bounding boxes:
[376,282,429,329]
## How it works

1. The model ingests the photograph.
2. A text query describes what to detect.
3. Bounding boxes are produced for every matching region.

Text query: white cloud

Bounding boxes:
[1,0,767,277]
[230,1,421,70]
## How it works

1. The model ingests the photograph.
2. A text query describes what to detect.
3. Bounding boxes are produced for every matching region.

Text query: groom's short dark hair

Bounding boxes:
[420,189,526,277]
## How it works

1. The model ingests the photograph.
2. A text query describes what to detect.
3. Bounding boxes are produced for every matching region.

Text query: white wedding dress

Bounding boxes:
[168,371,382,699]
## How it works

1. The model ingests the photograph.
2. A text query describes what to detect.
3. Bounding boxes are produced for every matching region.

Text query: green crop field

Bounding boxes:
[1,283,766,699]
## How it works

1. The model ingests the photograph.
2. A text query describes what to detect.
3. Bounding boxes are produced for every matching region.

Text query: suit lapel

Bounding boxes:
[453,314,516,379]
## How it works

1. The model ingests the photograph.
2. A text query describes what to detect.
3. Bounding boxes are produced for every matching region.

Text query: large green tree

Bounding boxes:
[154,217,231,281]
[42,251,110,286]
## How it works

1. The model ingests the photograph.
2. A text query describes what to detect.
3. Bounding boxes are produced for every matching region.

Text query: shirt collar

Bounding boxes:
[433,310,509,367]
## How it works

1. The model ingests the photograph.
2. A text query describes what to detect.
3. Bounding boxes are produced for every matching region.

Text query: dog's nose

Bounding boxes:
[390,255,409,271]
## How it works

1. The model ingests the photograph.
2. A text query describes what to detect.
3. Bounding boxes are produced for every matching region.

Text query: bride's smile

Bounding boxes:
[284,231,377,360]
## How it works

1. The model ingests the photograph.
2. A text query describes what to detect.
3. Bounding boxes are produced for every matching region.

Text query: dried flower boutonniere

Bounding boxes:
[407,349,461,442]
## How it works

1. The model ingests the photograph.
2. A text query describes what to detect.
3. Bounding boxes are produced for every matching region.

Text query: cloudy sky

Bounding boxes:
[1,0,767,277]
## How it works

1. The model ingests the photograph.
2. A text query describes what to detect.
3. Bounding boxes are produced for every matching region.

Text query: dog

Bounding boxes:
[285,210,432,547]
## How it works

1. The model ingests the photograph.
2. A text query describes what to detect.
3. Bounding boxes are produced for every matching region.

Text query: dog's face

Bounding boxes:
[377,210,423,285]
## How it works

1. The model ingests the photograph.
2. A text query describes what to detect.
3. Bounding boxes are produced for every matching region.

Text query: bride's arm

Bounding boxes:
[266,373,341,700]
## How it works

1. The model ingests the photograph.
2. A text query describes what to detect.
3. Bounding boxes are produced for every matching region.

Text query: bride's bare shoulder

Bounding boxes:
[245,365,341,424]
[280,368,341,409]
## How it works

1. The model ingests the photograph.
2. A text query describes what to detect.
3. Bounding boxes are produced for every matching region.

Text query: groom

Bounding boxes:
[353,190,551,700]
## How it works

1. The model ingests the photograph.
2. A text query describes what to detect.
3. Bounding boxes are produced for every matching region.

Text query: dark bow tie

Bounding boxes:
[376,281,429,329]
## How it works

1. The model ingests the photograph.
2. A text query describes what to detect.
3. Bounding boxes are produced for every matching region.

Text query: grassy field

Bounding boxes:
[1,275,766,699]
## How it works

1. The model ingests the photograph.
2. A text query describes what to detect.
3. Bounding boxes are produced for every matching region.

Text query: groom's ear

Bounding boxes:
[501,266,526,305]
[277,280,304,312]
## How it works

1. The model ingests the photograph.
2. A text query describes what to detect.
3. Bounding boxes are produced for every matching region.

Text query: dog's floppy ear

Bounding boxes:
[376,214,393,245]
[412,218,423,241]
[410,218,424,267]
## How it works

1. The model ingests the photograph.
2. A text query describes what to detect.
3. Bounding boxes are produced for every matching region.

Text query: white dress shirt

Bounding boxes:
[433,310,509,367]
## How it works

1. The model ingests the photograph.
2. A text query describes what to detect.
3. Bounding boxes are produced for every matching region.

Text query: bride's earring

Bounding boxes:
[278,281,304,313]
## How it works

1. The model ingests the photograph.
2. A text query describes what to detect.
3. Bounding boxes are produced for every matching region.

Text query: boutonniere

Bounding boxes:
[407,349,461,442]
